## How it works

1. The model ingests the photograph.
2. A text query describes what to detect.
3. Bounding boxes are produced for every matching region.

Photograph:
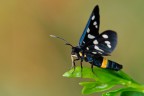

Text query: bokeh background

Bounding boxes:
[0,0,144,96]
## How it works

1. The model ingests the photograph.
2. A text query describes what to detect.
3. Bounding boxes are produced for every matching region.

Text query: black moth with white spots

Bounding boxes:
[50,5,123,71]
[73,5,122,71]
[79,6,117,56]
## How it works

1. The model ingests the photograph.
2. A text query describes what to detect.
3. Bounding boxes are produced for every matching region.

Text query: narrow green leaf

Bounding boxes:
[79,81,106,88]
[79,82,115,95]
[103,88,123,96]
[121,91,144,96]
[103,87,144,96]
[92,67,135,84]
[63,67,97,79]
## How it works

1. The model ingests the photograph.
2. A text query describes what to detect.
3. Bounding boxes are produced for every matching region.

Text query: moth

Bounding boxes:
[50,5,122,71]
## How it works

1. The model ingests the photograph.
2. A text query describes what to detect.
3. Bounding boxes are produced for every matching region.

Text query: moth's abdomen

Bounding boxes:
[88,56,122,71]
[106,59,122,71]
[100,58,122,71]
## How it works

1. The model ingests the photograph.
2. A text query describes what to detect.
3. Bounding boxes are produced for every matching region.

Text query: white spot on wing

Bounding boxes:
[102,34,108,39]
[107,44,112,48]
[95,25,98,28]
[93,21,97,25]
[93,40,98,45]
[94,45,99,50]
[83,41,85,44]
[94,45,104,52]
[98,52,102,54]
[105,41,111,48]
[92,52,97,54]
[105,41,110,45]
[87,28,90,33]
[92,15,95,20]
[88,34,95,39]
[86,47,89,50]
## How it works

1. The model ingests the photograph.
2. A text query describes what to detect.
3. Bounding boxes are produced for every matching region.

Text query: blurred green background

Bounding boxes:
[0,0,144,96]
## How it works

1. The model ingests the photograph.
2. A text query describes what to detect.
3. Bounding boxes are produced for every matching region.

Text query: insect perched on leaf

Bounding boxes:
[50,5,123,72]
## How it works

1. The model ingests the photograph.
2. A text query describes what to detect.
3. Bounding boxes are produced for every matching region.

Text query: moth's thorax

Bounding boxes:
[71,46,80,54]
[71,46,81,57]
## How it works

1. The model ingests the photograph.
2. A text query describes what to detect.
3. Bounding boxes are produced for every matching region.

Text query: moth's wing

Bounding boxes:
[79,5,100,47]
[84,30,117,56]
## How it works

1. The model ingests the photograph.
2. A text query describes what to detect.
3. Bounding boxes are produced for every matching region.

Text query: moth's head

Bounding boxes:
[71,46,80,57]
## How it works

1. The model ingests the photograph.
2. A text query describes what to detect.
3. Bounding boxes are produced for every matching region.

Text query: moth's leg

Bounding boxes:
[73,59,80,71]
[91,60,97,75]
[71,55,79,72]
[80,59,83,71]
[91,63,94,73]
[71,55,75,68]
[80,59,83,77]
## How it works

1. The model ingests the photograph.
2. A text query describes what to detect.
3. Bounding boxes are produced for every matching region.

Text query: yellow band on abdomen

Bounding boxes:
[101,57,108,68]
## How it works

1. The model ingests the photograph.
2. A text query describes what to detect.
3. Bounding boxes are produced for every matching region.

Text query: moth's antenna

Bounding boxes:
[50,35,73,47]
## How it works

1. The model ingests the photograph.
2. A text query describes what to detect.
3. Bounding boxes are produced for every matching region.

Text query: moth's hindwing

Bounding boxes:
[85,30,117,56]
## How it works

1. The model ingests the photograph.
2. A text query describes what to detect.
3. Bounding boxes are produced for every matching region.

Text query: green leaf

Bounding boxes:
[102,88,125,96]
[121,91,144,96]
[63,66,144,95]
[63,67,97,79]
[103,87,144,96]
[79,82,115,95]
[63,66,134,84]
[91,67,134,84]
